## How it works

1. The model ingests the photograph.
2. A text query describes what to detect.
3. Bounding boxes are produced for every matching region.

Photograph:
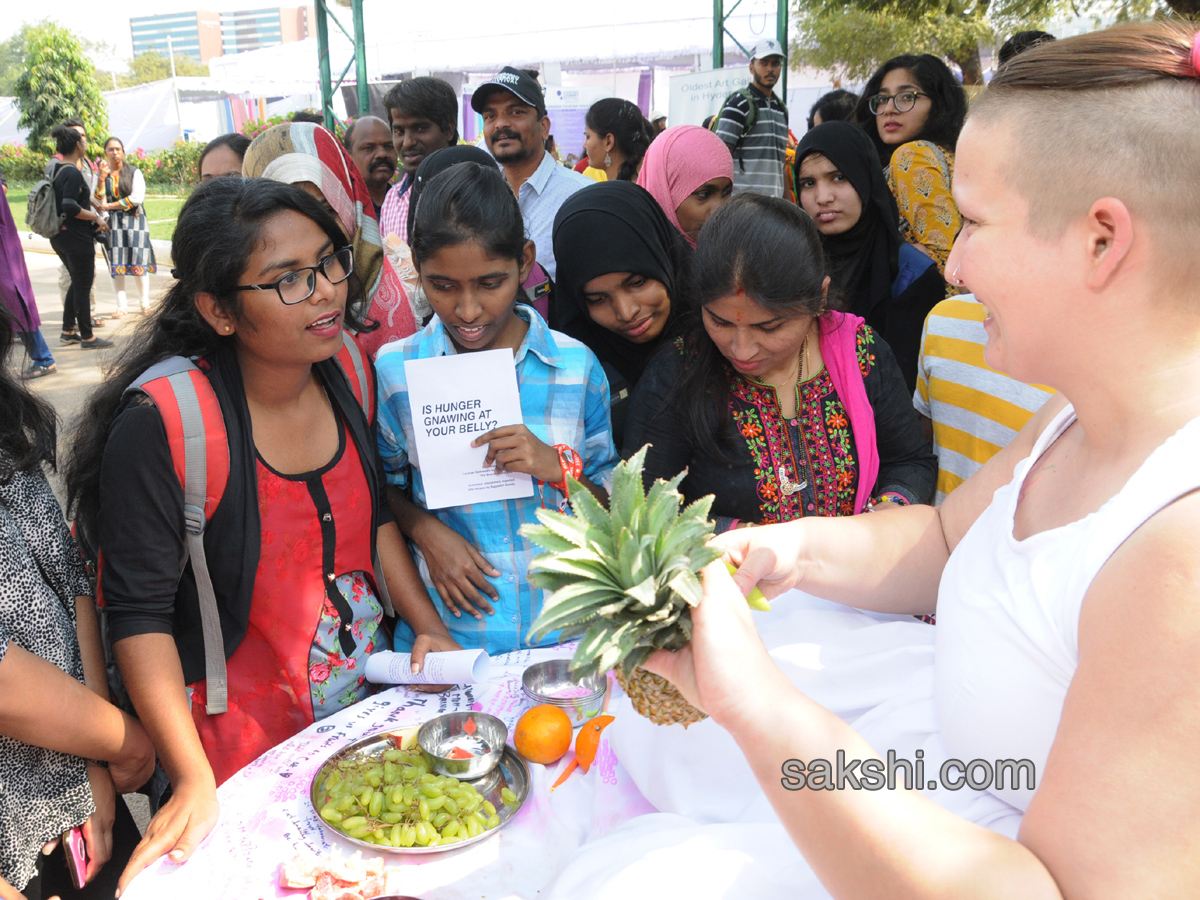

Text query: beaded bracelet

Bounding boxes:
[546,444,583,499]
[866,491,911,512]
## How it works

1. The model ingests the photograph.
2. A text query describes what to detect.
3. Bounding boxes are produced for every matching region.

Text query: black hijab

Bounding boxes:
[795,121,901,321]
[551,181,689,387]
[405,144,497,242]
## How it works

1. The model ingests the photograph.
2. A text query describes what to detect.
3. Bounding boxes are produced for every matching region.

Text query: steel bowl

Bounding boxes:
[521,659,606,725]
[416,711,507,779]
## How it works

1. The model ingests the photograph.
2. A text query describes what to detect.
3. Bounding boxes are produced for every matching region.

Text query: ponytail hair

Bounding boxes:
[586,98,656,181]
[410,162,527,267]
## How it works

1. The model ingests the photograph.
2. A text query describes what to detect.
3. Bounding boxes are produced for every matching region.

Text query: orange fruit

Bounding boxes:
[514,704,573,765]
[575,715,615,773]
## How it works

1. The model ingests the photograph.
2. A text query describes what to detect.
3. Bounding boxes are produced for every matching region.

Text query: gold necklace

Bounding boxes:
[777,332,812,498]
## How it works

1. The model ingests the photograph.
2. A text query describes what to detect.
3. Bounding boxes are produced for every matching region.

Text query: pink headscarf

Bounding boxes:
[638,126,734,247]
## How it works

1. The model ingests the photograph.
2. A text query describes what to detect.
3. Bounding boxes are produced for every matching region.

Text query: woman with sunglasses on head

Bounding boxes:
[854,55,968,287]
[64,178,454,894]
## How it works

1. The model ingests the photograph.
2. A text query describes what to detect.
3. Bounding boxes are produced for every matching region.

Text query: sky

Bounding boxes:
[1,0,775,72]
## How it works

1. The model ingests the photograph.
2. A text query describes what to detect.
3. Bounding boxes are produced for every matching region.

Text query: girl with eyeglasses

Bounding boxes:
[243,122,419,358]
[64,178,451,892]
[853,54,968,287]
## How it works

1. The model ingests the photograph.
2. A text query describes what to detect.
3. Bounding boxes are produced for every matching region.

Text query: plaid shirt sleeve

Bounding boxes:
[374,346,413,492]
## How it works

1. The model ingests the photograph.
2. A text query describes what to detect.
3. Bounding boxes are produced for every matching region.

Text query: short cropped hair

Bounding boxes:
[970,21,1200,257]
[382,77,459,143]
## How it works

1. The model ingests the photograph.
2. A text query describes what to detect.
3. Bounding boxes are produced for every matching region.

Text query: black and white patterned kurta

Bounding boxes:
[0,458,95,891]
[100,166,157,277]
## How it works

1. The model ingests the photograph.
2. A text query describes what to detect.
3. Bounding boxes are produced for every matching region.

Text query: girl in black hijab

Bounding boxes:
[552,181,690,445]
[795,121,943,391]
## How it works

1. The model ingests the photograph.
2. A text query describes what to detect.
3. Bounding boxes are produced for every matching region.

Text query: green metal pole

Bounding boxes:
[777,0,788,100]
[315,0,334,130]
[352,0,369,117]
[713,0,724,69]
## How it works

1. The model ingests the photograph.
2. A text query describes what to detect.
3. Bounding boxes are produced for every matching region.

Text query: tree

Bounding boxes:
[119,50,210,87]
[13,21,109,152]
[0,25,37,96]
[789,0,1175,85]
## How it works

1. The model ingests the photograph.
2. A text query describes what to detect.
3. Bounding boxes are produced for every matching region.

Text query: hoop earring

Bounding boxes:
[949,266,964,287]
[604,152,612,168]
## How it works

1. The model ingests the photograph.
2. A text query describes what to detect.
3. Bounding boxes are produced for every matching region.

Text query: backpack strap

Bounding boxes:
[126,357,231,714]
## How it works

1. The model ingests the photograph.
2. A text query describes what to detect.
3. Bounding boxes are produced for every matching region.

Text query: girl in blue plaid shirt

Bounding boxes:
[375,162,619,657]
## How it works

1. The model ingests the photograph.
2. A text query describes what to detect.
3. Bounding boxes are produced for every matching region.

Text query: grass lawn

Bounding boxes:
[5,182,189,242]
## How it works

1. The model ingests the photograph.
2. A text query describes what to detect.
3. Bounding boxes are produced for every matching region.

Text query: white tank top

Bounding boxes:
[934,403,1200,811]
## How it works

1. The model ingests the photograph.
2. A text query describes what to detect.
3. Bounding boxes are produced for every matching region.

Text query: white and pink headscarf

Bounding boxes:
[638,125,734,247]
[243,123,417,358]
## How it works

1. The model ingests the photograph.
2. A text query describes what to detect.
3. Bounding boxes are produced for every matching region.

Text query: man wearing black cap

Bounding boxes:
[714,38,790,198]
[471,66,591,281]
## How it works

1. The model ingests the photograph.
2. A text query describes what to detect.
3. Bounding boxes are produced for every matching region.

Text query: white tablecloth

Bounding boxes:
[121,645,655,900]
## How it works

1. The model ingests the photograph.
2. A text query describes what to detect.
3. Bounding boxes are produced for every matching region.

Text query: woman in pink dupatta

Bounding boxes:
[243,123,418,358]
[623,193,935,531]
[638,125,734,248]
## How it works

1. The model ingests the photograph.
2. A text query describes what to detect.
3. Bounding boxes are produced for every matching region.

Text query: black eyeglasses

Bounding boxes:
[236,247,354,305]
[868,91,930,115]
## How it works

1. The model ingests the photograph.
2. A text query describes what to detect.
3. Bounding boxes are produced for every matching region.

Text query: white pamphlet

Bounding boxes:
[365,649,491,685]
[404,348,535,509]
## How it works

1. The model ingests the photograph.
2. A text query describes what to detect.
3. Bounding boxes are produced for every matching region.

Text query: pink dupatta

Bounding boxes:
[819,311,878,514]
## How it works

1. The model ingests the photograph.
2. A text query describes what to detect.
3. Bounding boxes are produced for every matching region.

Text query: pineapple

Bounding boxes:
[522,446,725,727]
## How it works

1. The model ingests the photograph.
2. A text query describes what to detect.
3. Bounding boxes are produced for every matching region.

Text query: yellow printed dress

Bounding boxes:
[885,140,962,295]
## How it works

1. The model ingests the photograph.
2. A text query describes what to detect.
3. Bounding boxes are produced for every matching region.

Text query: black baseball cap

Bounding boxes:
[471,67,546,117]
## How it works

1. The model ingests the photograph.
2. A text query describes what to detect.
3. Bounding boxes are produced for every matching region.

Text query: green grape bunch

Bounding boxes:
[315,745,515,848]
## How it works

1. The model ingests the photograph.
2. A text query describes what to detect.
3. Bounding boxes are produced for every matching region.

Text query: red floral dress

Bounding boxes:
[189,419,382,785]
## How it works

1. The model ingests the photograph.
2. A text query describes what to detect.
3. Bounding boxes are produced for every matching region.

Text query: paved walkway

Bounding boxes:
[15,247,175,440]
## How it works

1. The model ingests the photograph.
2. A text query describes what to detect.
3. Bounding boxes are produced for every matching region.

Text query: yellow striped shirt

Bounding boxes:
[913,296,1053,503]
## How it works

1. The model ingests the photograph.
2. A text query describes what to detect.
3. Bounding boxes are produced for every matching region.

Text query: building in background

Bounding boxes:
[130,11,223,63]
[220,7,312,56]
[130,7,314,65]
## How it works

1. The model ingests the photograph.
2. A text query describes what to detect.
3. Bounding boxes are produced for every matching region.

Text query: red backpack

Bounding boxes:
[100,332,384,715]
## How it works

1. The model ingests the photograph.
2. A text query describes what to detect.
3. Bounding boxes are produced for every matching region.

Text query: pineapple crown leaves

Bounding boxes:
[521,446,722,679]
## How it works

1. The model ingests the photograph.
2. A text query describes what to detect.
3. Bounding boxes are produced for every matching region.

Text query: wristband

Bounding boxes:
[546,445,583,499]
[866,491,911,512]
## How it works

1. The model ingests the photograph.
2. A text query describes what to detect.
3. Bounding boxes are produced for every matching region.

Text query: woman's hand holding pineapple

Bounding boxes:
[642,559,791,733]
[709,523,807,601]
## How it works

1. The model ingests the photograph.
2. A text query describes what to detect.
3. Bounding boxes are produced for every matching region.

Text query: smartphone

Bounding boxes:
[62,826,89,890]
